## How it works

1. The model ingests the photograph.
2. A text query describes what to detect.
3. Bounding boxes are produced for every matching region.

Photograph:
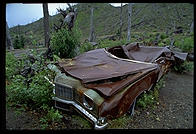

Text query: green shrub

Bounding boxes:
[158,42,166,47]
[13,35,25,49]
[174,36,193,53]
[6,75,28,105]
[160,32,168,40]
[6,49,56,109]
[41,107,63,123]
[6,69,55,109]
[162,38,171,45]
[6,52,24,81]
[79,42,94,54]
[181,37,194,53]
[50,27,80,58]
[136,76,165,109]
[136,92,154,108]
[173,61,194,73]
[27,69,55,108]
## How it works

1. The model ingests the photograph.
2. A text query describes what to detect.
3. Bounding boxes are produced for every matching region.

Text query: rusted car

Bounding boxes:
[50,42,187,129]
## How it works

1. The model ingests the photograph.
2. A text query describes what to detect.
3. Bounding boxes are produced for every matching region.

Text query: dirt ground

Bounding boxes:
[6,70,193,130]
[126,71,193,129]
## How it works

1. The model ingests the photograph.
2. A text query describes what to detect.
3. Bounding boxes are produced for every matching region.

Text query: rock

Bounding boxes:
[156,117,160,121]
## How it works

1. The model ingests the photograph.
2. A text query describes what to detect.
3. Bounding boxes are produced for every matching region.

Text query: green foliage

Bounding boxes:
[137,92,154,108]
[72,115,91,128]
[32,40,37,46]
[50,27,80,58]
[178,37,193,53]
[160,32,168,40]
[6,69,55,108]
[173,61,194,73]
[136,77,165,109]
[79,42,94,54]
[6,52,24,81]
[6,75,28,105]
[6,49,56,109]
[158,42,166,47]
[108,115,131,128]
[10,3,193,43]
[6,49,65,129]
[97,39,127,49]
[27,69,55,108]
[40,107,63,129]
[162,38,171,45]
[43,107,63,123]
[13,35,25,49]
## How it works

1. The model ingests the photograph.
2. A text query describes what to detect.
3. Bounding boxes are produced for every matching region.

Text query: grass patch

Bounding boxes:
[107,115,132,129]
[71,115,91,128]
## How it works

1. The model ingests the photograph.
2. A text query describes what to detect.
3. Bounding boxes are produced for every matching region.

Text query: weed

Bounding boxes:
[72,115,91,128]
[40,107,63,129]
[173,61,194,73]
[136,76,166,109]
[108,115,131,128]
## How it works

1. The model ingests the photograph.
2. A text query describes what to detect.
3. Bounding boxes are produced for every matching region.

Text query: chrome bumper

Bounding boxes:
[52,97,108,129]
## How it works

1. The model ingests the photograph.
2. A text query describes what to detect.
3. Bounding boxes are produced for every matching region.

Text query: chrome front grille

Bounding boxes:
[55,83,74,100]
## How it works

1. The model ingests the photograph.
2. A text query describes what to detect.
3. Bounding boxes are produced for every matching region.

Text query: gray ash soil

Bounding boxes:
[126,71,193,129]
[6,71,193,129]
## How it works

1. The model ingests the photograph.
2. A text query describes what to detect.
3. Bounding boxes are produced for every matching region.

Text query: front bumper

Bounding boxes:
[52,97,108,129]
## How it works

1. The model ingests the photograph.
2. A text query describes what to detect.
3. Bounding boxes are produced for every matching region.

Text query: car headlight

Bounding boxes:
[83,95,95,111]
[82,89,104,117]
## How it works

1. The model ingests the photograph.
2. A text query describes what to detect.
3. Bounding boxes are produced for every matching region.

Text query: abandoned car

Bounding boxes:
[49,42,187,129]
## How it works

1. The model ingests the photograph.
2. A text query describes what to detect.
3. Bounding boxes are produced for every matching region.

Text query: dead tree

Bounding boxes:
[43,3,50,48]
[190,21,194,33]
[6,22,14,50]
[89,7,96,42]
[54,3,77,32]
[127,3,132,41]
[119,3,123,40]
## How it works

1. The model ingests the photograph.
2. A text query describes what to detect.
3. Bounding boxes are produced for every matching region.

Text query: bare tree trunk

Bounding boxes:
[119,3,123,40]
[6,22,14,50]
[190,21,194,33]
[43,3,50,48]
[119,3,123,39]
[89,7,95,42]
[127,3,132,41]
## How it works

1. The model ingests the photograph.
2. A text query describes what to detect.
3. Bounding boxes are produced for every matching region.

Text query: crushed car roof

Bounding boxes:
[107,42,187,62]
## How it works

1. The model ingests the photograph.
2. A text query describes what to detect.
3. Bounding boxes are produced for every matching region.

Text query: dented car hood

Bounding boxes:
[58,43,187,97]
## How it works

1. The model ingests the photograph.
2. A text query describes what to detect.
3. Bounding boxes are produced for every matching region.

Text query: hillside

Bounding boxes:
[9,3,194,45]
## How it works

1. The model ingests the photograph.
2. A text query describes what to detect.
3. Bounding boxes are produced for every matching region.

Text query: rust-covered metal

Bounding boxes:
[54,42,188,129]
[58,48,157,83]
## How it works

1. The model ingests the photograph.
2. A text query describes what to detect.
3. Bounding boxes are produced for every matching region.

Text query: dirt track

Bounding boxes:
[6,71,193,129]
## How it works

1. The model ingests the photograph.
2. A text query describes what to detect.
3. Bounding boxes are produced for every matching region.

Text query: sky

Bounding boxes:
[6,3,127,28]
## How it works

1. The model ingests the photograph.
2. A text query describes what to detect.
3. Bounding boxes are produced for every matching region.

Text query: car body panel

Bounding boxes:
[52,42,187,129]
